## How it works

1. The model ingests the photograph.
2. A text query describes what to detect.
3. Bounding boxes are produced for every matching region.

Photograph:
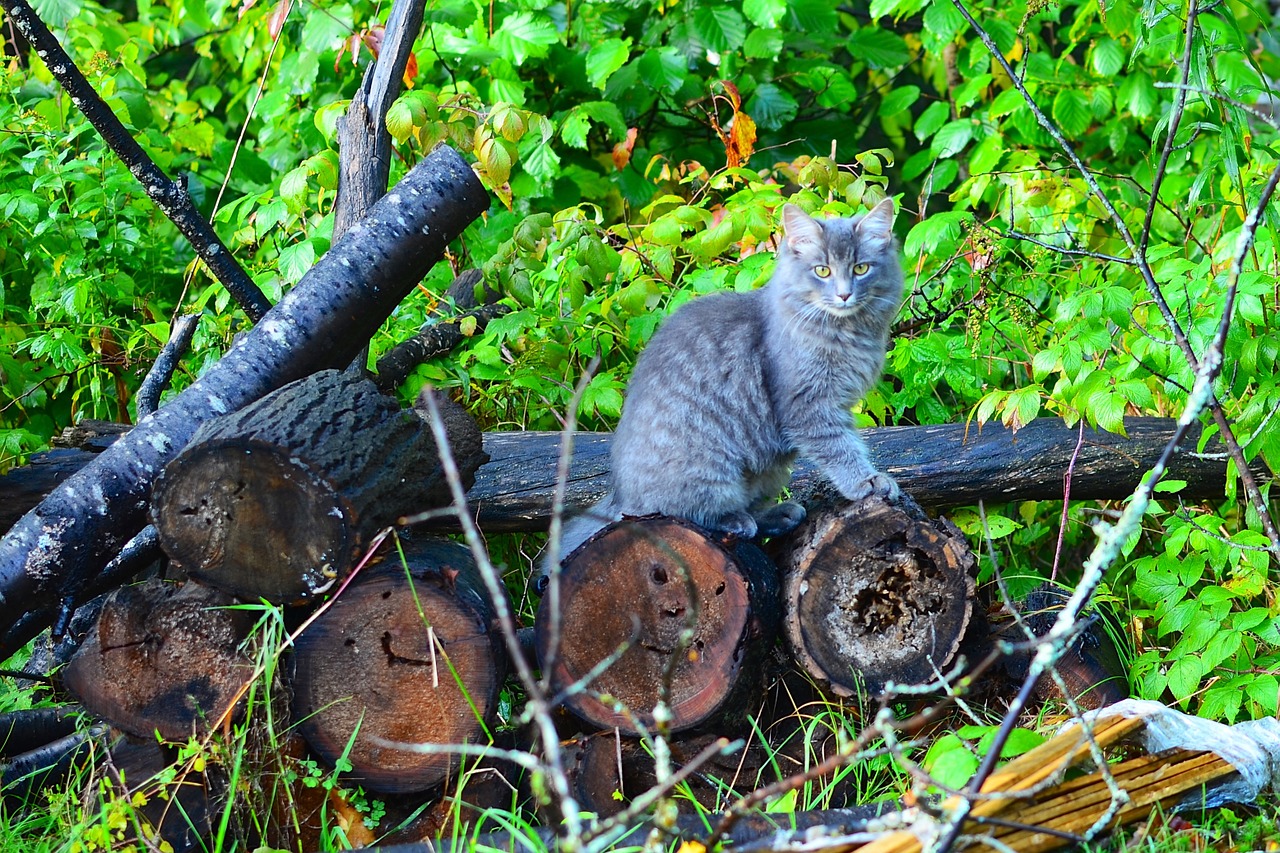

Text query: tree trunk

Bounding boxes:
[0,145,488,651]
[62,580,255,740]
[536,516,780,735]
[151,370,484,603]
[291,537,509,795]
[772,496,976,697]
[459,417,1253,531]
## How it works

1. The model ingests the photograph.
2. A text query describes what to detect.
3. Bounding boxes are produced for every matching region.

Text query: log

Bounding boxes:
[995,584,1129,711]
[536,516,781,735]
[151,370,485,602]
[6,418,1253,542]
[0,144,488,654]
[292,537,509,794]
[772,496,976,697]
[62,580,255,740]
[459,417,1255,531]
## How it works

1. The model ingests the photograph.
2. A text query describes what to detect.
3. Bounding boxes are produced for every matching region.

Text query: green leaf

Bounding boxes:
[922,0,965,47]
[1052,89,1092,138]
[914,100,950,142]
[847,28,911,69]
[301,5,354,52]
[788,0,837,31]
[743,0,786,28]
[745,29,784,59]
[585,39,631,90]
[1091,37,1126,76]
[879,85,920,117]
[931,119,974,157]
[746,83,798,131]
[1166,654,1204,703]
[691,6,747,53]
[491,12,559,65]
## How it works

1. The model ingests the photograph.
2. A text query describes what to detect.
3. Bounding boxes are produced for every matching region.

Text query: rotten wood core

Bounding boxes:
[292,537,508,795]
[536,515,780,735]
[773,496,975,696]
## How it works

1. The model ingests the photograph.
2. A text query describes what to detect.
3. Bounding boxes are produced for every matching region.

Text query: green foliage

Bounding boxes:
[3,0,1280,841]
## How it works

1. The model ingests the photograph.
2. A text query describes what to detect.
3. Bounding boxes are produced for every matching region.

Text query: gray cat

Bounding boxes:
[548,198,904,569]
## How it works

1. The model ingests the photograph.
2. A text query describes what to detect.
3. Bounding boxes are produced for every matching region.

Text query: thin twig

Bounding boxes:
[418,390,584,845]
[1051,421,1086,581]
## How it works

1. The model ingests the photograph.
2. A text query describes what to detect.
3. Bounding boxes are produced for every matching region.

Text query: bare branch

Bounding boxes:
[0,0,271,321]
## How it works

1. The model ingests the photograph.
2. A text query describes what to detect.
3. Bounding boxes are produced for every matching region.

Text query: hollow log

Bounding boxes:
[0,144,488,653]
[151,370,484,603]
[292,537,509,794]
[772,496,976,697]
[62,580,255,740]
[536,516,780,735]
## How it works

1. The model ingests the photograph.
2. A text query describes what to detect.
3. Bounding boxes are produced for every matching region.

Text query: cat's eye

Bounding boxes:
[853,262,871,275]
[813,265,832,278]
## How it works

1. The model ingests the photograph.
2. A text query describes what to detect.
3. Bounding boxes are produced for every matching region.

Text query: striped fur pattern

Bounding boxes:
[549,199,903,569]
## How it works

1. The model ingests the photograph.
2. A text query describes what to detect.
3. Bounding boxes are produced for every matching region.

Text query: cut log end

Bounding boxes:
[63,581,254,741]
[154,439,352,600]
[536,516,780,734]
[776,497,975,697]
[292,539,506,794]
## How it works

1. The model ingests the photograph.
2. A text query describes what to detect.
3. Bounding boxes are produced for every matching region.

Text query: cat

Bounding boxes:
[544,198,904,575]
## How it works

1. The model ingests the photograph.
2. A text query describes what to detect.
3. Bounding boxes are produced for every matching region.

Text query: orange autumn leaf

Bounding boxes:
[612,127,638,170]
[725,110,756,168]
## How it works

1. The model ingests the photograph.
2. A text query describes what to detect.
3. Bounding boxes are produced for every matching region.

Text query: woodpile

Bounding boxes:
[3,346,1255,850]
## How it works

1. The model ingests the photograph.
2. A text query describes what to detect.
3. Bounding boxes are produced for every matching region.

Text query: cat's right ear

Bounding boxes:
[782,204,823,249]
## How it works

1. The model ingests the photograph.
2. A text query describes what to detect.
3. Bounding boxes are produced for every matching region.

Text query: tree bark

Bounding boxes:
[151,370,484,603]
[457,417,1256,531]
[536,516,780,735]
[62,580,254,741]
[292,537,509,794]
[772,496,976,697]
[0,145,487,652]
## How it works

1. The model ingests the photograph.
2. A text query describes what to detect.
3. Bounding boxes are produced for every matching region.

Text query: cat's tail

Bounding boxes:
[537,493,621,583]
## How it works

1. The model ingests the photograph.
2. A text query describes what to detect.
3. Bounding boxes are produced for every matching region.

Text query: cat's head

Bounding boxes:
[774,199,902,320]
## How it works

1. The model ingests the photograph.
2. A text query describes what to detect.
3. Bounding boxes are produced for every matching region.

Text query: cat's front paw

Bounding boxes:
[754,501,807,537]
[708,509,758,541]
[842,471,900,502]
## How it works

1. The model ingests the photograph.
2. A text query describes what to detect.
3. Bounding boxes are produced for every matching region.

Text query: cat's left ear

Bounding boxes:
[856,198,896,244]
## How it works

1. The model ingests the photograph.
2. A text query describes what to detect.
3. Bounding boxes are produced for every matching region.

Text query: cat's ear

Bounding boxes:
[857,198,896,244]
[782,204,823,248]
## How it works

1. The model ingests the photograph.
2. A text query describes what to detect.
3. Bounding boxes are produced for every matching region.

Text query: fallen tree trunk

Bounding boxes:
[152,371,484,603]
[0,145,488,653]
[459,417,1252,531]
[4,417,1256,549]
[536,516,780,735]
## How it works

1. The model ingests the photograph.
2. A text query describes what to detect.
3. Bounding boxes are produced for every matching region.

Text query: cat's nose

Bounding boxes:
[837,292,852,302]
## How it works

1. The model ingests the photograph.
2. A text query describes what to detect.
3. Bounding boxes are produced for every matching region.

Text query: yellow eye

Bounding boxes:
[853,262,870,275]
[813,265,831,278]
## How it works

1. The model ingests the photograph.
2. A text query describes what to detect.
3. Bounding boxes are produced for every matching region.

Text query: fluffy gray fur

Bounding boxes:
[550,198,903,568]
